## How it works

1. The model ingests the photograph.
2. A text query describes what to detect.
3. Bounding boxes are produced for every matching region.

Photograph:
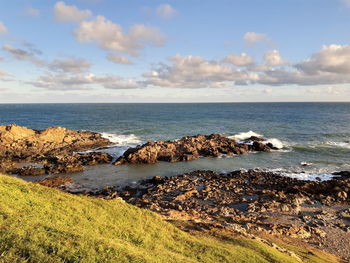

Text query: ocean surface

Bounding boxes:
[1,103,349,189]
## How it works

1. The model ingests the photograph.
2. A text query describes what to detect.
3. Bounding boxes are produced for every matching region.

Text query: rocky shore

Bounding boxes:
[3,124,349,260]
[114,133,276,165]
[2,125,279,176]
[0,124,113,176]
[78,169,350,261]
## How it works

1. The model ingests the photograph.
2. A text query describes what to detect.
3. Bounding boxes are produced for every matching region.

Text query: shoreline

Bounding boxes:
[81,169,350,261]
[1,124,350,261]
[37,168,350,261]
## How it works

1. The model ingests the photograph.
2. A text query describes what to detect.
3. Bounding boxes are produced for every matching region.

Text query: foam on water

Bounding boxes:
[265,138,284,149]
[230,131,285,149]
[100,132,142,145]
[324,141,350,149]
[279,172,334,181]
[268,168,334,181]
[229,131,263,140]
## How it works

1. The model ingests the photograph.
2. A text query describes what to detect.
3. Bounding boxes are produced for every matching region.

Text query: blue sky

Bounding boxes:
[1,0,350,102]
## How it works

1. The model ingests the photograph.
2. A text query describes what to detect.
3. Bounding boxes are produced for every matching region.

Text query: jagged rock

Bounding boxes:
[0,124,110,160]
[114,134,275,165]
[0,124,113,175]
[97,169,350,249]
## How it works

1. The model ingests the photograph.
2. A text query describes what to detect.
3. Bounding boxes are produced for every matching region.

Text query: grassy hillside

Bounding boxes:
[0,174,339,263]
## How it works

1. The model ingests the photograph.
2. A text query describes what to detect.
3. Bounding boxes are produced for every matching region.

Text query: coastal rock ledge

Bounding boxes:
[114,133,277,165]
[0,124,112,175]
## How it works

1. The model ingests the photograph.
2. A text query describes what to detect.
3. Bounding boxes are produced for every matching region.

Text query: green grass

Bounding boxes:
[0,174,339,263]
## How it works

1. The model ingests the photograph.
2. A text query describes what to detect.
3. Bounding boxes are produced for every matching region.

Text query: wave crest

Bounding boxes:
[324,141,350,149]
[100,132,141,145]
[229,131,262,140]
[229,131,285,149]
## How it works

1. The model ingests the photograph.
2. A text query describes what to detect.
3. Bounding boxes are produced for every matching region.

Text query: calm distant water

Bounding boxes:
[1,103,349,189]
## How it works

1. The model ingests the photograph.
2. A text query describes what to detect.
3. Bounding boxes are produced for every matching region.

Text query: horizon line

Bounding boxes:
[0,101,350,104]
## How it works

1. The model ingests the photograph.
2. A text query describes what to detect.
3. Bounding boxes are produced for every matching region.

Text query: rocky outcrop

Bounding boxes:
[0,124,110,159]
[116,169,350,218]
[85,169,350,260]
[114,134,275,165]
[0,124,113,175]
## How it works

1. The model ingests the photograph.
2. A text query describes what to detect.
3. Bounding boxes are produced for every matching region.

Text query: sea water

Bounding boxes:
[1,103,349,189]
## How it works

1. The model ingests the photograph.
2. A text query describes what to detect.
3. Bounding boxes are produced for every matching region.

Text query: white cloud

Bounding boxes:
[0,69,12,81]
[264,50,285,66]
[143,55,259,88]
[0,22,7,34]
[296,45,350,75]
[129,24,166,47]
[156,4,177,20]
[49,57,92,73]
[143,44,350,88]
[74,16,166,56]
[263,88,273,94]
[98,76,140,89]
[243,32,269,48]
[54,1,92,22]
[25,7,40,17]
[28,73,94,90]
[106,53,133,65]
[28,73,142,90]
[74,16,138,55]
[223,53,254,66]
[2,44,46,66]
[308,86,346,95]
[2,44,93,75]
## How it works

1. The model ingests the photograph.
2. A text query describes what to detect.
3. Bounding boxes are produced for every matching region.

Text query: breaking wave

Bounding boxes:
[267,168,334,181]
[229,131,285,149]
[100,132,142,146]
[229,131,262,140]
[324,141,350,149]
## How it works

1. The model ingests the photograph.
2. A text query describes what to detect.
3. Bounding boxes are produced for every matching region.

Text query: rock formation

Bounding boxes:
[0,124,112,175]
[100,169,349,261]
[114,133,275,165]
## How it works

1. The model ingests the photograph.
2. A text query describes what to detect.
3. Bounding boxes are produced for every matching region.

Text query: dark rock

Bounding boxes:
[333,171,350,179]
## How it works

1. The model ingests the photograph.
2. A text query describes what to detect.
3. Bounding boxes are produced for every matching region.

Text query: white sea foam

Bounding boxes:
[300,161,313,166]
[229,131,285,150]
[75,132,143,159]
[101,132,142,145]
[280,172,334,181]
[268,168,334,181]
[265,138,284,149]
[324,141,350,149]
[229,131,263,140]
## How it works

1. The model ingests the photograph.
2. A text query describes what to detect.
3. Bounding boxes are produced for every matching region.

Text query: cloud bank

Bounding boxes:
[54,2,166,56]
[143,44,350,88]
[54,1,92,22]
[74,16,166,56]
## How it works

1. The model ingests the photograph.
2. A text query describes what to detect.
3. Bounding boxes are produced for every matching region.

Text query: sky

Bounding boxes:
[1,0,350,103]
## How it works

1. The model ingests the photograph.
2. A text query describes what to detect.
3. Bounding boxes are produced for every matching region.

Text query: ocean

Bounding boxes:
[1,103,349,189]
